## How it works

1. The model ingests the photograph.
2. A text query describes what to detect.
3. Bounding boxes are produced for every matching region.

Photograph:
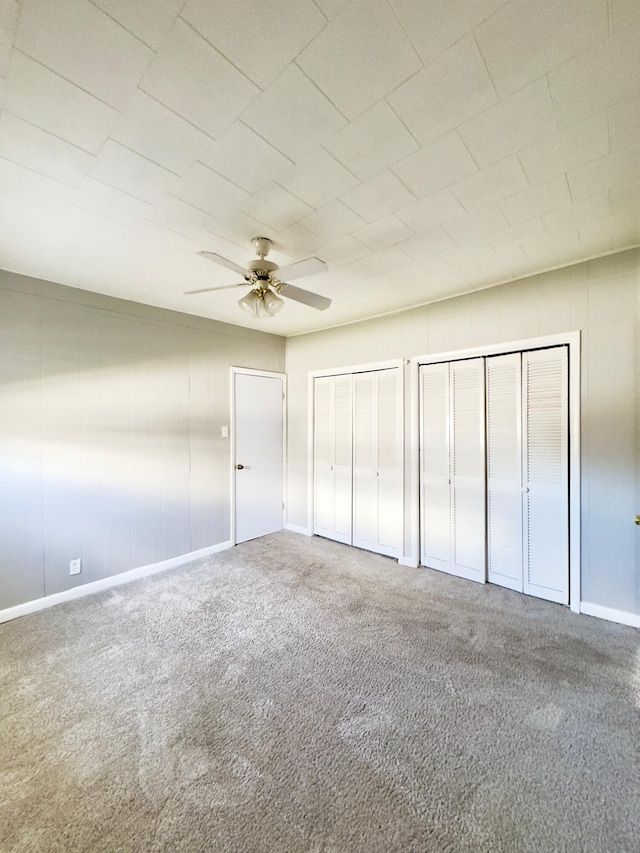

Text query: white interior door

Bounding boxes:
[234,371,284,544]
[486,353,524,591]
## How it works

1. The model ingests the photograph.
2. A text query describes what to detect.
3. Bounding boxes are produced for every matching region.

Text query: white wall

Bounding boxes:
[0,270,285,610]
[286,249,640,617]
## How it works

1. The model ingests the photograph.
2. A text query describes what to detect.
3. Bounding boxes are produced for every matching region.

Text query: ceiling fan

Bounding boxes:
[185,237,331,318]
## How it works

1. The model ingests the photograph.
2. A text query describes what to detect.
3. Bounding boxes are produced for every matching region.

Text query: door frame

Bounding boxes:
[230,366,287,546]
[306,358,405,542]
[410,331,581,612]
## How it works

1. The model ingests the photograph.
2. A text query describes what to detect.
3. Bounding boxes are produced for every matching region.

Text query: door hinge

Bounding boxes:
[282,501,285,510]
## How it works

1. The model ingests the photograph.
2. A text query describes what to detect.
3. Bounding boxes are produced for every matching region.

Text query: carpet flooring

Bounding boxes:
[1,531,639,852]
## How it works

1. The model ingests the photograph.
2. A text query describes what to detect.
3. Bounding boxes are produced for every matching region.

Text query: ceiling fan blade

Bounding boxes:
[198,251,247,277]
[276,256,327,281]
[184,283,245,295]
[278,282,331,311]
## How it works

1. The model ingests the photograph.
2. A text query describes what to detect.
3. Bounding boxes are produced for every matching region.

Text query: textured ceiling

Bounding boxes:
[0,0,638,336]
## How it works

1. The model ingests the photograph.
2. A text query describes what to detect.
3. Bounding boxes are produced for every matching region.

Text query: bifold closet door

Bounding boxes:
[419,359,486,582]
[313,375,352,544]
[352,368,401,558]
[522,347,569,604]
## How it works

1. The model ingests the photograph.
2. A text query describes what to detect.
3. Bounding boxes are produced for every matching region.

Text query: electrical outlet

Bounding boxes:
[70,558,82,576]
[221,425,229,438]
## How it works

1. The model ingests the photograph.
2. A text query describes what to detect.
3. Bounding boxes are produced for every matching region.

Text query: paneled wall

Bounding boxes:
[286,249,640,617]
[0,270,285,609]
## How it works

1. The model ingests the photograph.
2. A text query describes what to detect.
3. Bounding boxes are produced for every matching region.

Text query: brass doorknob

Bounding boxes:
[236,464,244,470]
[635,515,640,526]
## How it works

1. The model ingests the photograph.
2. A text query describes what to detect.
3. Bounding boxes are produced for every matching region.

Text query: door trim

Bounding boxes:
[410,332,581,612]
[230,367,287,546]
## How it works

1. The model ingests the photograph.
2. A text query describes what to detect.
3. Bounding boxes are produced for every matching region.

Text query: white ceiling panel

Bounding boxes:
[392,132,477,199]
[240,183,312,233]
[549,21,640,126]
[171,162,249,219]
[353,215,414,250]
[0,156,75,207]
[300,199,366,242]
[0,112,94,186]
[15,0,153,110]
[451,156,529,211]
[388,35,497,146]
[388,0,508,65]
[498,176,572,226]
[182,0,326,89]
[324,100,418,181]
[89,140,178,204]
[517,112,610,187]
[110,91,213,174]
[542,193,611,234]
[277,149,359,209]
[4,52,117,154]
[146,195,219,239]
[476,0,608,97]
[459,78,558,169]
[444,206,509,244]
[396,188,466,234]
[241,65,346,161]
[609,95,640,151]
[74,177,153,226]
[609,0,640,30]
[139,19,259,139]
[297,0,421,119]
[340,170,416,223]
[320,235,369,267]
[90,0,184,50]
[0,0,638,336]
[199,122,292,195]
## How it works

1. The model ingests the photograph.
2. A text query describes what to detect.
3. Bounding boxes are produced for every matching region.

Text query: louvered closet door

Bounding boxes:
[352,368,402,558]
[486,354,523,591]
[420,363,452,573]
[450,359,486,582]
[313,375,353,544]
[522,347,569,603]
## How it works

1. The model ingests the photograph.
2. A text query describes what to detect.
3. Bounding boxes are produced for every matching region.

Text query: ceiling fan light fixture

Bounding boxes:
[263,289,284,315]
[238,290,260,315]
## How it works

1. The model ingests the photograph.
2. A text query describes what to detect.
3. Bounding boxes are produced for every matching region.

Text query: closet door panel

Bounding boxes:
[420,363,451,572]
[332,376,353,543]
[352,372,377,550]
[523,348,569,603]
[486,354,523,591]
[376,368,402,556]
[450,359,486,582]
[313,377,333,538]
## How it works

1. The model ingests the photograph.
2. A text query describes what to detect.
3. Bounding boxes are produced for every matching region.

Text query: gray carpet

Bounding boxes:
[1,531,639,853]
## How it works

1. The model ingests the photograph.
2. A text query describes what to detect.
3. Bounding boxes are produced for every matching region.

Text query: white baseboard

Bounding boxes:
[398,556,419,568]
[0,540,233,625]
[285,523,312,536]
[580,601,640,628]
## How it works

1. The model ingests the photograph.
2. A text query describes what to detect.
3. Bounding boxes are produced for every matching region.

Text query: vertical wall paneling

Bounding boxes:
[486,353,523,591]
[0,271,285,612]
[419,362,452,573]
[450,359,486,582]
[523,347,569,604]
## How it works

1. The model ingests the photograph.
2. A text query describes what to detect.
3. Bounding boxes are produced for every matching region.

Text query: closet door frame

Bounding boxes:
[306,358,405,551]
[410,332,581,612]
